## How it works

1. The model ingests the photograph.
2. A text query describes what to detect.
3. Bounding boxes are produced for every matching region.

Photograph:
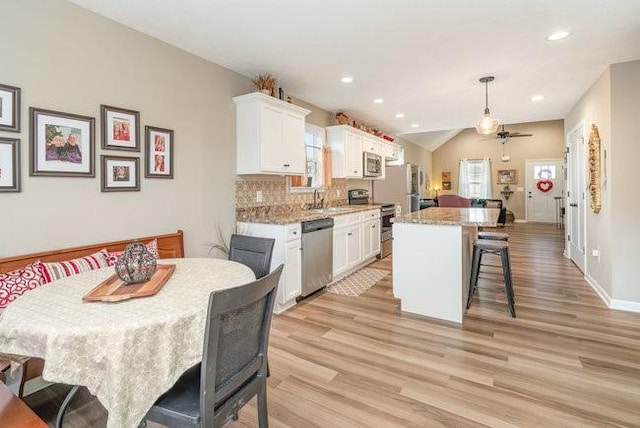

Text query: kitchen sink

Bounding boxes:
[310,207,352,214]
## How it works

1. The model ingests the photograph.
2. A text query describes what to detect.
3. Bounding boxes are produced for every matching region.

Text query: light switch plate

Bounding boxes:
[517,187,524,192]
[256,190,263,203]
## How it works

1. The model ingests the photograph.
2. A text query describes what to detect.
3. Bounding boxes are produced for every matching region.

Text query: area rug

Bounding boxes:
[326,268,389,297]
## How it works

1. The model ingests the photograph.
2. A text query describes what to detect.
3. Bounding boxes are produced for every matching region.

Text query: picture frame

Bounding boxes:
[100,105,140,151]
[442,181,451,190]
[0,138,20,192]
[0,84,21,132]
[101,155,140,192]
[29,107,95,177]
[497,169,518,184]
[145,126,174,179]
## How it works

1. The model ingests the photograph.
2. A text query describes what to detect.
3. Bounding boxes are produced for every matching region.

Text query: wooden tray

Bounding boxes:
[83,264,175,303]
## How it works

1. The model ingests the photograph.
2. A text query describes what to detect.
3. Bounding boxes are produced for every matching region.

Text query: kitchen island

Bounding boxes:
[392,207,500,324]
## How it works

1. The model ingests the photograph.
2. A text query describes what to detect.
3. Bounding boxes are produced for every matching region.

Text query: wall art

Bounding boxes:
[0,138,20,192]
[100,105,140,151]
[101,155,139,192]
[30,107,94,177]
[145,126,174,179]
[0,84,20,132]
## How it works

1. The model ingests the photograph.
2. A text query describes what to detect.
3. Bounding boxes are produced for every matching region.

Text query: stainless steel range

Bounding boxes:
[348,189,395,259]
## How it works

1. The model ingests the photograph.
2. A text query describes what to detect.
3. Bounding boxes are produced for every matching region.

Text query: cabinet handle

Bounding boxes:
[292,231,297,235]
[348,232,353,236]
[283,163,290,167]
[372,224,376,228]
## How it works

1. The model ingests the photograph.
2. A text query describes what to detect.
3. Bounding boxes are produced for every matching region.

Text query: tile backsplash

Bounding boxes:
[236,177,347,212]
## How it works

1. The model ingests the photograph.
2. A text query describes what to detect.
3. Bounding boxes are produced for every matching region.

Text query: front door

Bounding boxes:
[566,123,586,272]
[526,159,564,222]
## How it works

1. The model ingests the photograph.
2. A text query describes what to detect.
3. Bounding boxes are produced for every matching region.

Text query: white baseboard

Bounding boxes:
[584,273,640,313]
[514,219,527,223]
[610,299,640,313]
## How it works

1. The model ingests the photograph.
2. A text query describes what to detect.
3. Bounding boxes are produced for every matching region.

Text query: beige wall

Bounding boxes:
[610,60,640,303]
[565,59,640,307]
[432,121,565,219]
[0,0,251,257]
[564,69,612,298]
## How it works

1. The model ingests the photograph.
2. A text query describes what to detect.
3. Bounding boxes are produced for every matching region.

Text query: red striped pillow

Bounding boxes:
[41,250,110,282]
[0,261,47,309]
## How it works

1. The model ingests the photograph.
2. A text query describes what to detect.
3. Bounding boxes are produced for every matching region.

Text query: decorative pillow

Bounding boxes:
[0,261,47,309]
[106,239,159,266]
[41,249,110,282]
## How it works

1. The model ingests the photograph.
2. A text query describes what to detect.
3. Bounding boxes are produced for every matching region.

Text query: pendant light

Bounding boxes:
[475,76,499,135]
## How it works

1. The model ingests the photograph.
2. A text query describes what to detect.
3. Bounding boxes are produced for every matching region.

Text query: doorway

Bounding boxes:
[525,159,564,223]
[566,122,586,273]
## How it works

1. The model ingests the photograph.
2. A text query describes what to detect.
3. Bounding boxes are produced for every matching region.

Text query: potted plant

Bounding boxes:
[251,73,276,96]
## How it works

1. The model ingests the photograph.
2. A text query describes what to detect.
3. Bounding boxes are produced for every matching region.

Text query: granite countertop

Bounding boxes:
[237,204,382,225]
[393,207,500,227]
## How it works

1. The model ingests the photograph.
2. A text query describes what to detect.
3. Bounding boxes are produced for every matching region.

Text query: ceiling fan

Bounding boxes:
[493,124,533,140]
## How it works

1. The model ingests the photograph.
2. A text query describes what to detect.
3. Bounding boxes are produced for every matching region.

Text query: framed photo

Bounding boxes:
[442,171,451,181]
[101,155,139,192]
[100,104,140,151]
[0,84,20,132]
[0,138,20,192]
[145,126,174,178]
[29,107,95,177]
[442,181,451,190]
[497,169,518,184]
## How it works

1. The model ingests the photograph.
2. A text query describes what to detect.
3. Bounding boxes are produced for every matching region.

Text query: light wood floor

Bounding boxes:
[24,223,640,427]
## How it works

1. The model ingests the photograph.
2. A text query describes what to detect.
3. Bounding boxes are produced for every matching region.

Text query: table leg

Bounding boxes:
[55,385,80,428]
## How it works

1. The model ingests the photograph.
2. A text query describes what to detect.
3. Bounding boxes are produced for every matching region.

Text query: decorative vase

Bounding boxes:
[115,242,157,285]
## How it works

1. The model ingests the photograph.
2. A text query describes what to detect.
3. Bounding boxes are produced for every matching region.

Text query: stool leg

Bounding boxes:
[467,246,482,309]
[500,248,516,317]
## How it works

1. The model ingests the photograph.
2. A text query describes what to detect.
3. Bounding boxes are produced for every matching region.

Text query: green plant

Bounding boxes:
[205,223,236,258]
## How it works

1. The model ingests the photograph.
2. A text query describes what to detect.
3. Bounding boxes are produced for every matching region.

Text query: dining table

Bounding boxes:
[0,258,256,428]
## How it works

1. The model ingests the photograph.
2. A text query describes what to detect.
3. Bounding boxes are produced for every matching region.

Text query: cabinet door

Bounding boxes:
[363,136,379,154]
[345,132,363,178]
[282,112,306,174]
[333,228,348,278]
[346,226,363,268]
[284,239,302,303]
[259,104,285,173]
[362,219,373,259]
[371,219,381,257]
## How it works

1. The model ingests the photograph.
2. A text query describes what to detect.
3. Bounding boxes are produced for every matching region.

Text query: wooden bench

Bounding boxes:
[0,230,185,397]
[0,381,47,427]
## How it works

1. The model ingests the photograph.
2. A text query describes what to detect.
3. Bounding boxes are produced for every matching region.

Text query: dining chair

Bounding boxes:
[143,264,283,428]
[228,234,275,279]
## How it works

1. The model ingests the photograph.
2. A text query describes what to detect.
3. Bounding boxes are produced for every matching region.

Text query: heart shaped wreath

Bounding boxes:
[536,180,553,193]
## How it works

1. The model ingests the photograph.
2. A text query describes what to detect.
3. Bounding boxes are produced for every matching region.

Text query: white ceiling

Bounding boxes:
[68,0,640,150]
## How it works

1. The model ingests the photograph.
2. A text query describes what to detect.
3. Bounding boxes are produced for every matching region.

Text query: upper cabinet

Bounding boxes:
[234,92,310,175]
[327,125,402,179]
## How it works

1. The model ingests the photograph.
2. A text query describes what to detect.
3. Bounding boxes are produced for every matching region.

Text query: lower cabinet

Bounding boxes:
[332,209,380,281]
[237,222,302,313]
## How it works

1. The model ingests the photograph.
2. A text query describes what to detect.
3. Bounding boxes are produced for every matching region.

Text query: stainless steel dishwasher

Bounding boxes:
[298,217,334,300]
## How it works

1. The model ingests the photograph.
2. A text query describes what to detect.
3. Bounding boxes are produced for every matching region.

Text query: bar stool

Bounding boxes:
[467,239,516,317]
[478,231,508,241]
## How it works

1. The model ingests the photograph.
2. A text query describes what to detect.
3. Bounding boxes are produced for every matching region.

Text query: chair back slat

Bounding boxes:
[200,264,282,426]
[228,235,275,279]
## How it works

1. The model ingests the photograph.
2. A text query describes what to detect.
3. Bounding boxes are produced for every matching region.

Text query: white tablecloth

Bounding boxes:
[0,258,255,428]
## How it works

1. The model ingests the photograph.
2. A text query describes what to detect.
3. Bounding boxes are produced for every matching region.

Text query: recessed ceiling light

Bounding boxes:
[373,98,384,104]
[531,94,545,102]
[546,30,570,41]
[395,113,405,118]
[340,76,353,83]
[411,123,419,128]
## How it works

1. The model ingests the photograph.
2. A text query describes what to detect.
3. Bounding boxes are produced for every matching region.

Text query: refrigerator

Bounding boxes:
[373,164,421,214]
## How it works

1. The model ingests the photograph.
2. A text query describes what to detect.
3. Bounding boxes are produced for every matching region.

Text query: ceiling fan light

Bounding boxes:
[476,114,499,135]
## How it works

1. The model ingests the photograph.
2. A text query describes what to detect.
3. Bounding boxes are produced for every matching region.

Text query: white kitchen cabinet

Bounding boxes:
[234,92,310,175]
[362,135,379,154]
[332,209,380,281]
[362,209,381,260]
[237,221,302,314]
[327,125,363,178]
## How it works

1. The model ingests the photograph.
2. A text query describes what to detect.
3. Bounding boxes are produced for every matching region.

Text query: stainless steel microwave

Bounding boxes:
[363,151,382,177]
